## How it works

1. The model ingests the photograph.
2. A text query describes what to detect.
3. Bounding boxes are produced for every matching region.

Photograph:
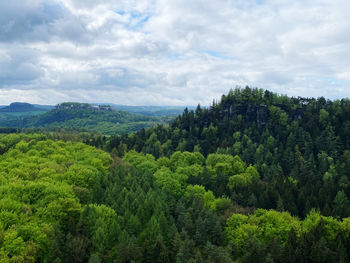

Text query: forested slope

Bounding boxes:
[0,88,350,262]
[109,87,350,218]
[0,107,163,135]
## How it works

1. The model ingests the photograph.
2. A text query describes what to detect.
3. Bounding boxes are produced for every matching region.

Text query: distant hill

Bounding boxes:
[0,102,192,135]
[101,104,195,116]
[0,102,46,112]
[0,102,53,112]
[0,103,51,129]
[0,102,193,116]
[0,102,168,135]
[32,104,54,110]
[56,102,113,111]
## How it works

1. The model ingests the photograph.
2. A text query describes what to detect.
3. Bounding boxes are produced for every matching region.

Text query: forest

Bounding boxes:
[0,105,166,135]
[0,87,349,262]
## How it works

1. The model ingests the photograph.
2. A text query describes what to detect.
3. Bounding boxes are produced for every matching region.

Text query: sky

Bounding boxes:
[0,0,349,106]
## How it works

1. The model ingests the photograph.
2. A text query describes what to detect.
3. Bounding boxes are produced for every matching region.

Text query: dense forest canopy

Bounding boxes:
[0,87,349,262]
[0,133,112,262]
[109,87,350,218]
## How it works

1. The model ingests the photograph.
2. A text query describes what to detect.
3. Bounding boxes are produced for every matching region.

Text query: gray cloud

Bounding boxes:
[0,1,66,42]
[0,0,349,105]
[0,46,44,85]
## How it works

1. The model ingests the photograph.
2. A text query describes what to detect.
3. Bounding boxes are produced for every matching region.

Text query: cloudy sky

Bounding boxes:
[0,0,349,105]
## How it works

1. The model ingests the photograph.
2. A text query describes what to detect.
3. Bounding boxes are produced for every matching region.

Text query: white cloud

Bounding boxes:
[0,0,349,105]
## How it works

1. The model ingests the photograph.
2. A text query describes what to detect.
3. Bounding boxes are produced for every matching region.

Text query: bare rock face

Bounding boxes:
[293,108,304,120]
[256,105,269,126]
[55,102,113,111]
[246,105,269,126]
[219,101,270,127]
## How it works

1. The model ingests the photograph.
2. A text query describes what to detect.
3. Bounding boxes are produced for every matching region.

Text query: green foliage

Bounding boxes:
[0,107,165,135]
[123,150,158,174]
[2,88,350,262]
[80,204,120,253]
[185,185,216,208]
[0,135,112,262]
[206,154,245,177]
[154,167,184,197]
[113,87,350,219]
[226,208,350,260]
[227,165,259,189]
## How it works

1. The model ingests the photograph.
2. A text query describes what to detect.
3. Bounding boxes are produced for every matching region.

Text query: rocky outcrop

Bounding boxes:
[55,103,113,111]
[220,103,270,126]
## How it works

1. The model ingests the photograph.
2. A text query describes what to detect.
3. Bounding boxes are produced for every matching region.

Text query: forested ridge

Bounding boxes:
[0,106,164,135]
[0,88,350,262]
[109,87,350,218]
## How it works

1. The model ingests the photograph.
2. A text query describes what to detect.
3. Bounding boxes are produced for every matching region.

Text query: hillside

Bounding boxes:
[0,89,349,262]
[0,103,53,129]
[109,87,350,217]
[0,102,166,135]
[0,102,46,112]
